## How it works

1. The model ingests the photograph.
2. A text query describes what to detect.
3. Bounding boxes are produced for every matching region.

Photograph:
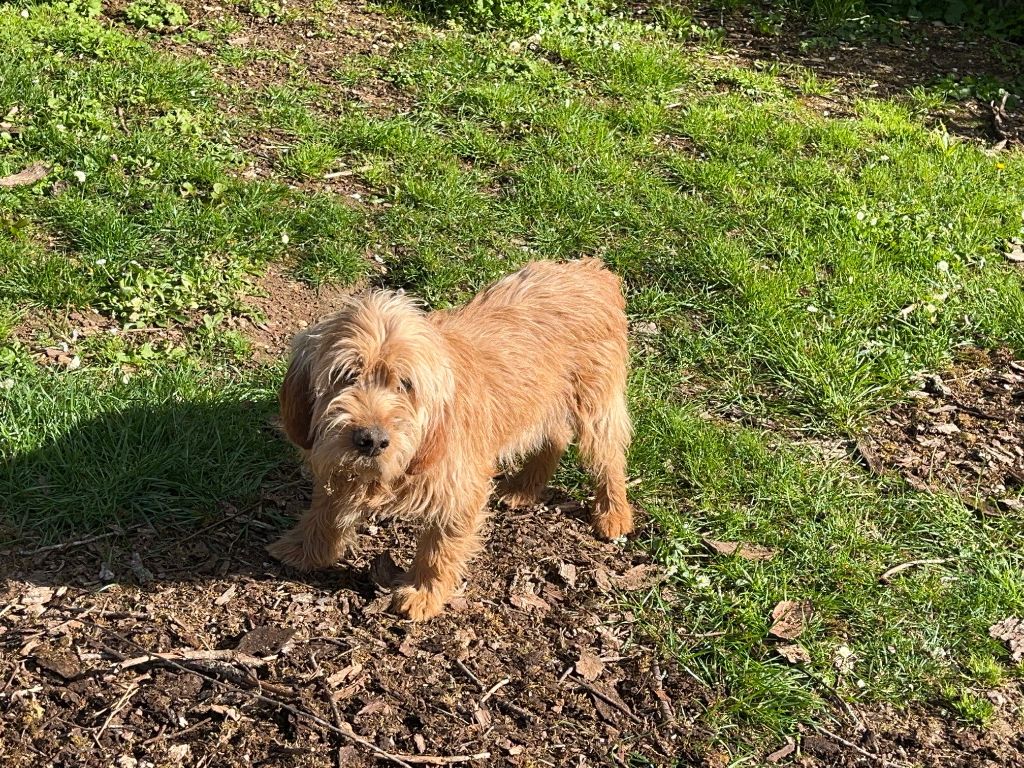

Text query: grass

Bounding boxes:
[2,0,1023,757]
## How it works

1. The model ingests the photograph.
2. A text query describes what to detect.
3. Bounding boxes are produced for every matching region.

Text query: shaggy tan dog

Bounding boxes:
[267,258,632,620]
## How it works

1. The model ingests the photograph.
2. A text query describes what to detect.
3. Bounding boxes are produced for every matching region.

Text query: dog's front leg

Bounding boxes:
[267,483,360,571]
[392,490,487,621]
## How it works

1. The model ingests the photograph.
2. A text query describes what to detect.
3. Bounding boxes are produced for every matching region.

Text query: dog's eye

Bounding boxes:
[398,377,413,394]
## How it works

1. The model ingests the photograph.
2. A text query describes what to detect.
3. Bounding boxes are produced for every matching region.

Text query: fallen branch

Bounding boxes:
[879,558,950,584]
[87,623,485,768]
[0,162,49,188]
[811,724,907,767]
[119,648,267,671]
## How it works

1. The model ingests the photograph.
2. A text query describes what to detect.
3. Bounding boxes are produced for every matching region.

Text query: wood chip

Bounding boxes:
[557,561,578,588]
[767,600,813,640]
[214,584,237,606]
[0,161,49,187]
[766,739,796,763]
[852,439,885,474]
[510,591,550,613]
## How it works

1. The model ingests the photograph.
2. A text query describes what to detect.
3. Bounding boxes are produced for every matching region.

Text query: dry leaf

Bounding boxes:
[33,644,82,679]
[510,591,550,612]
[989,617,1024,662]
[704,539,775,561]
[413,734,426,754]
[1005,240,1024,264]
[236,626,295,657]
[398,637,417,658]
[0,161,49,188]
[776,643,811,665]
[208,704,240,721]
[932,422,961,435]
[768,600,813,640]
[356,699,390,718]
[575,651,605,682]
[20,586,54,606]
[327,662,363,688]
[214,584,237,606]
[613,564,662,591]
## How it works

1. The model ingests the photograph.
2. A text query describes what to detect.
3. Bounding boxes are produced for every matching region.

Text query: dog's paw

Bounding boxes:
[391,584,446,621]
[592,510,634,541]
[496,488,542,509]
[267,530,329,571]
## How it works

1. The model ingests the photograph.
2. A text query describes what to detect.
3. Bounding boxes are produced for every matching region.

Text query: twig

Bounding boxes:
[650,661,675,726]
[5,527,140,558]
[811,724,906,767]
[96,684,140,741]
[454,659,485,689]
[119,649,268,671]
[478,678,509,706]
[151,501,262,553]
[86,623,480,768]
[879,558,951,584]
[564,674,641,724]
[454,659,533,720]
[318,678,348,768]
[386,755,491,766]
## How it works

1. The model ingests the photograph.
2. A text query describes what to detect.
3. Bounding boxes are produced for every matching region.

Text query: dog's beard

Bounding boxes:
[308,422,418,491]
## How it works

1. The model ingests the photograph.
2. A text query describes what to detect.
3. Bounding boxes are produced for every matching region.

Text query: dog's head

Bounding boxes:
[279,291,454,485]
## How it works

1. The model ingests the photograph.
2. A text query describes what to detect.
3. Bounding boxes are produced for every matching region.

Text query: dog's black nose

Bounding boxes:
[352,426,390,456]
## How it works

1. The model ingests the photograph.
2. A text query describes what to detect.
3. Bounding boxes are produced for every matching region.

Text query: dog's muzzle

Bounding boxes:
[352,426,390,457]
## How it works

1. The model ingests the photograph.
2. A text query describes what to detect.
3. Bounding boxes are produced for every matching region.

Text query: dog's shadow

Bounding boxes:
[1,395,596,598]
[0,394,386,599]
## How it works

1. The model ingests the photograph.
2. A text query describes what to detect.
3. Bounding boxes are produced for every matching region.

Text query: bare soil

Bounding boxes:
[862,347,1024,513]
[0,488,706,767]
[235,265,357,361]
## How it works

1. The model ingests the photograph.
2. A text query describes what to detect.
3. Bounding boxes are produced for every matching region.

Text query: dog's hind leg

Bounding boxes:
[496,424,571,508]
[392,480,489,621]
[576,388,633,540]
[266,484,360,570]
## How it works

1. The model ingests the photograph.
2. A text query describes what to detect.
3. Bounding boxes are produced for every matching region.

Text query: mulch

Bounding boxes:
[860,347,1024,513]
[0,487,707,767]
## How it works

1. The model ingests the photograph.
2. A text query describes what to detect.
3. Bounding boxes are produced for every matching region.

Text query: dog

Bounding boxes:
[267,258,632,621]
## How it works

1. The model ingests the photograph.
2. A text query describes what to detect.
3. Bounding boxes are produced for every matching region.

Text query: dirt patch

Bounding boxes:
[685,7,1024,147]
[861,348,1024,512]
[234,265,358,361]
[790,693,1024,768]
[0,489,705,767]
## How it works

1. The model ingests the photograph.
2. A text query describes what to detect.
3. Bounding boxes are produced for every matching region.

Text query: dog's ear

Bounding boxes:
[279,353,315,450]
[406,406,450,475]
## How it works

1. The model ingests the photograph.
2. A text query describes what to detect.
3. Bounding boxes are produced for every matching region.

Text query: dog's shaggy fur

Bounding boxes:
[267,258,632,620]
